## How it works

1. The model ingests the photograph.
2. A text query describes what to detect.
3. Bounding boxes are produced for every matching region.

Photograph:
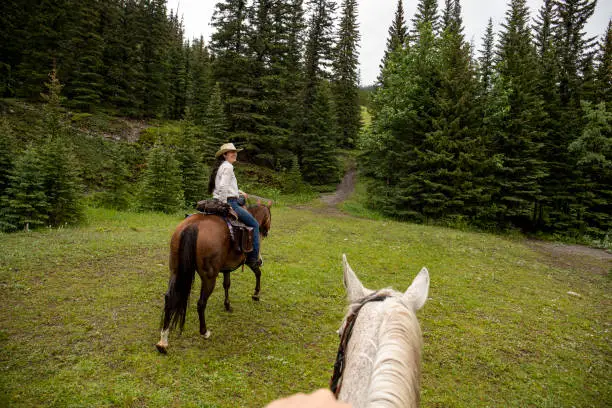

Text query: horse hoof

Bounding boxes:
[155,342,168,354]
[203,330,211,339]
[225,304,233,312]
[252,294,260,301]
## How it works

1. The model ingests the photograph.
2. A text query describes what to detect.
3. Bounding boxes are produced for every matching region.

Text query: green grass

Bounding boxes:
[360,106,372,129]
[1,204,610,407]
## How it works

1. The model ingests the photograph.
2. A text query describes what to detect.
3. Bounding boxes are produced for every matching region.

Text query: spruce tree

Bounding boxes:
[247,0,293,163]
[177,127,207,209]
[595,21,612,105]
[39,135,84,227]
[492,0,547,229]
[283,155,307,193]
[411,0,439,40]
[202,82,228,159]
[139,145,184,213]
[64,1,105,112]
[300,0,337,170]
[210,0,256,149]
[533,0,565,229]
[555,0,597,107]
[14,0,71,99]
[332,0,361,148]
[135,0,171,117]
[424,0,491,222]
[478,18,495,95]
[379,0,409,84]
[166,10,187,120]
[362,22,441,219]
[187,37,213,125]
[1,145,49,232]
[39,70,84,227]
[0,119,15,195]
[96,144,132,210]
[301,82,339,185]
[568,101,611,237]
[283,0,307,143]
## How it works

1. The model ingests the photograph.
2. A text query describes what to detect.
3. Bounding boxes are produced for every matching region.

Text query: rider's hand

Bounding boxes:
[264,389,351,408]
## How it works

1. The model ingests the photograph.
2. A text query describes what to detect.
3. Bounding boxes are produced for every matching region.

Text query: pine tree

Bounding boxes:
[301,82,340,185]
[492,0,547,229]
[0,0,26,96]
[39,135,84,227]
[14,0,71,99]
[300,0,337,168]
[478,18,495,95]
[135,0,171,117]
[210,0,256,148]
[176,128,207,209]
[533,0,564,229]
[187,37,213,125]
[247,0,293,163]
[424,0,491,222]
[165,10,187,120]
[595,21,612,105]
[38,70,84,227]
[362,22,441,219]
[202,82,228,159]
[282,0,307,148]
[1,145,49,231]
[96,144,133,210]
[568,101,611,237]
[139,145,184,213]
[411,0,439,40]
[555,0,597,107]
[64,1,105,112]
[283,155,307,193]
[379,0,409,83]
[0,119,15,195]
[332,0,361,148]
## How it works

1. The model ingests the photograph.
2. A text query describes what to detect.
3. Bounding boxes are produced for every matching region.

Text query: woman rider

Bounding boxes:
[208,143,262,268]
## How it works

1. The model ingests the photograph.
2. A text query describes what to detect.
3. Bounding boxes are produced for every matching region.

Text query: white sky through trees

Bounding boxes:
[167,0,612,86]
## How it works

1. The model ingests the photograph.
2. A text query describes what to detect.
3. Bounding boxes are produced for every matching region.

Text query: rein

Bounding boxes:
[330,291,391,398]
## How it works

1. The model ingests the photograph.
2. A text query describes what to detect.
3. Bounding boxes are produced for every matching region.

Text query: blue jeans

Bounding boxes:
[228,198,260,262]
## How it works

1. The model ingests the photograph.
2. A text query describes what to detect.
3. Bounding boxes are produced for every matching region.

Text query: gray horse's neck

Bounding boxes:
[338,296,422,408]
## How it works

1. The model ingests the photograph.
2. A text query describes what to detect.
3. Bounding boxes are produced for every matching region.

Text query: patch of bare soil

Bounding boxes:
[321,167,357,206]
[526,239,612,276]
[298,166,357,216]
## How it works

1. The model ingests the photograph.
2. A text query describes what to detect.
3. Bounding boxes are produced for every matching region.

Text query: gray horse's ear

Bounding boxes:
[343,254,370,303]
[402,267,429,311]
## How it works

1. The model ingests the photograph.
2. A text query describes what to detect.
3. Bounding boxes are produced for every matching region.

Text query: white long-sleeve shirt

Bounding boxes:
[213,161,240,203]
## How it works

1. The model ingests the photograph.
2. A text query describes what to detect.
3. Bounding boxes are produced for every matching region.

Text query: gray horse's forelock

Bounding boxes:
[365,298,423,408]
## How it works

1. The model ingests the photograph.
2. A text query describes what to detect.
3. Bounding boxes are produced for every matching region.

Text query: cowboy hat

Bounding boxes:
[215,142,243,157]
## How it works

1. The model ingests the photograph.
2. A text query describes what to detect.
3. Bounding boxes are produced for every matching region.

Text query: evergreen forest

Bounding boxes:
[0,0,610,244]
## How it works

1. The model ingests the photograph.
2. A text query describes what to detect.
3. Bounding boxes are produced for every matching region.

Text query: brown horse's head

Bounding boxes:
[248,205,272,238]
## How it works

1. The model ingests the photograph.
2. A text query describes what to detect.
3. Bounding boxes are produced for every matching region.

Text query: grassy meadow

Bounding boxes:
[0,202,610,407]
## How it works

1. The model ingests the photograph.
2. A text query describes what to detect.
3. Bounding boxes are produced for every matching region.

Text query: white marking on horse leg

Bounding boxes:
[204,330,211,339]
[159,329,169,346]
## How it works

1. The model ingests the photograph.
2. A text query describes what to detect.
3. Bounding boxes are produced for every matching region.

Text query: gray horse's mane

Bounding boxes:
[366,297,422,407]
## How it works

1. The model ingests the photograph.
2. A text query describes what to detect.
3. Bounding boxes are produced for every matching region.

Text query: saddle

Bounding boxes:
[195,199,254,254]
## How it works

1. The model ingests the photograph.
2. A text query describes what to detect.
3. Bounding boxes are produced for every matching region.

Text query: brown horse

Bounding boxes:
[155,204,272,354]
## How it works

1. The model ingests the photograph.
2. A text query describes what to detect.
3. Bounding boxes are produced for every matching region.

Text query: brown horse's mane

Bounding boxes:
[248,205,271,238]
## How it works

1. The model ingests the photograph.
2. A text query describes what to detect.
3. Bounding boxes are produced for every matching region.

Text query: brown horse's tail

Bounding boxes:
[164,223,199,332]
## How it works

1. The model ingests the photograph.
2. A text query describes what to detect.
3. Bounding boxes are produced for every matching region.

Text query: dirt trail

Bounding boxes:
[320,166,357,206]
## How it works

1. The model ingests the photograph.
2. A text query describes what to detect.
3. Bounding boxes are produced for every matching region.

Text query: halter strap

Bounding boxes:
[330,291,391,398]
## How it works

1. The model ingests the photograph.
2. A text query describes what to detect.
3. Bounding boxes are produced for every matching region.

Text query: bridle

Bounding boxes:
[330,291,391,398]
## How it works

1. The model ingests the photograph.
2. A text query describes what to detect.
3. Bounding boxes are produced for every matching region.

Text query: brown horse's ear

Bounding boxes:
[342,254,372,303]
